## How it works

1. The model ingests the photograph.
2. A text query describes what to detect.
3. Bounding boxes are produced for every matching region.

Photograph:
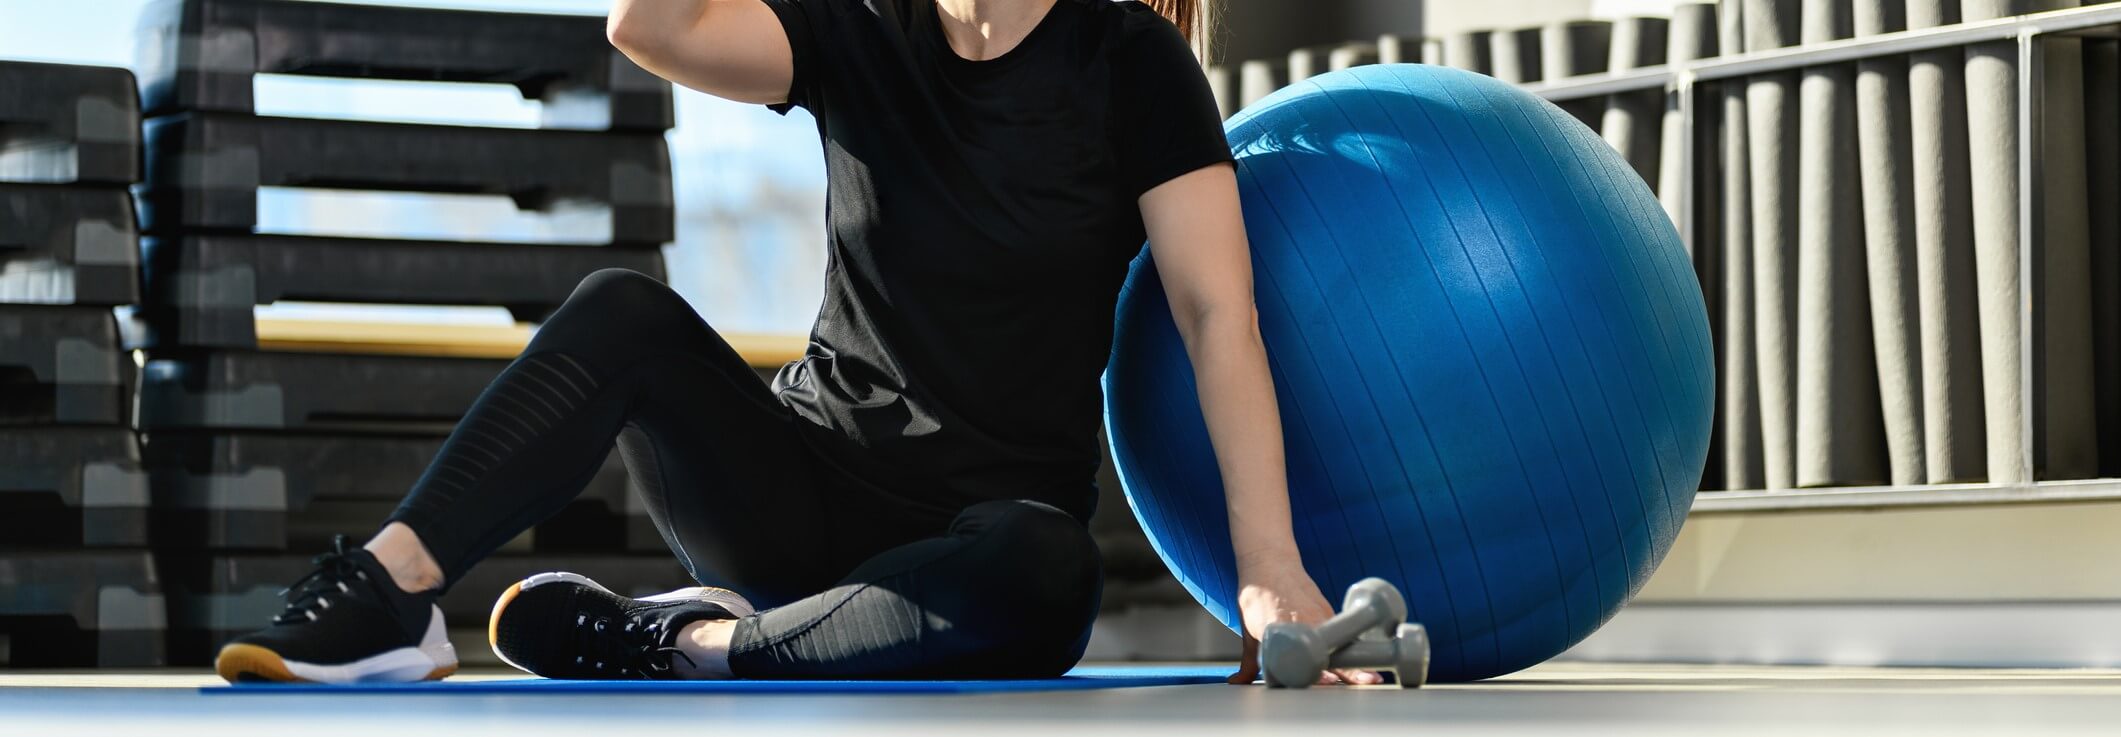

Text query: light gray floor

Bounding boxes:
[8,662,2121,736]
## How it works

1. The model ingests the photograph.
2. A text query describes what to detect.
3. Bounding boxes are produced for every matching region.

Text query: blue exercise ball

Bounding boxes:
[1104,64,1713,682]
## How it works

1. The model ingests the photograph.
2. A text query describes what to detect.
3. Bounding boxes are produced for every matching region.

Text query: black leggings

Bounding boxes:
[386,269,1102,678]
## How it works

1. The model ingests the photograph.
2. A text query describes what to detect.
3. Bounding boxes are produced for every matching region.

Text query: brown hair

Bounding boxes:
[1142,0,1211,58]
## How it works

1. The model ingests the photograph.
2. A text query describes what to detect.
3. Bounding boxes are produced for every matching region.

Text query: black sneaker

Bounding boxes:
[215,536,457,684]
[488,572,753,680]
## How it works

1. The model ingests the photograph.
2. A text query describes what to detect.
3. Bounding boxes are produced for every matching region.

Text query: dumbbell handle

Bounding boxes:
[1310,583,1403,647]
[1328,638,1406,668]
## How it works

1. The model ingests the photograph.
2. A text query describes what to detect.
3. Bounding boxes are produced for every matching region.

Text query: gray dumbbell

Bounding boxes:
[1259,578,1429,689]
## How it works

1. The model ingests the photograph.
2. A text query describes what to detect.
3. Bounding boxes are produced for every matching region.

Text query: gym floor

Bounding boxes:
[8,662,2121,735]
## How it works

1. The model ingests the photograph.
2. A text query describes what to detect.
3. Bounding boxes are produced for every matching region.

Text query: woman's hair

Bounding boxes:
[1142,0,1213,58]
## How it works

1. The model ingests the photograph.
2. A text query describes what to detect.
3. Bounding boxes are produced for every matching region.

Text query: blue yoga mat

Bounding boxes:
[205,665,1234,694]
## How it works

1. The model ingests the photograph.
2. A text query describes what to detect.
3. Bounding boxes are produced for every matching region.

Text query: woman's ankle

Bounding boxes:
[364,522,447,594]
[674,619,738,679]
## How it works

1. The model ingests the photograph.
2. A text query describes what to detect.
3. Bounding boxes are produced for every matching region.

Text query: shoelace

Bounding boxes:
[566,610,698,679]
[272,535,369,625]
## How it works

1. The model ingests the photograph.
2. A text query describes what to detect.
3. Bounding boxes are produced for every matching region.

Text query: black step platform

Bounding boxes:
[0,305,130,425]
[137,234,666,348]
[0,61,143,184]
[140,112,674,246]
[136,0,673,132]
[0,550,166,667]
[142,432,638,551]
[0,184,142,305]
[0,428,149,548]
[160,553,693,665]
[137,350,508,433]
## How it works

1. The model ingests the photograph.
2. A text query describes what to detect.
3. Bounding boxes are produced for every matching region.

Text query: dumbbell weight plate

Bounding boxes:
[1260,621,1325,689]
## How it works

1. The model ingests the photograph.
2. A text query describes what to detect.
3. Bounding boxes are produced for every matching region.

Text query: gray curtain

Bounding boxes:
[1206,65,1236,119]
[1908,0,1987,482]
[1288,46,1325,83]
[1377,34,1410,65]
[1239,59,1286,109]
[1330,43,1380,71]
[1604,17,1670,188]
[1854,0,1927,484]
[1446,30,1496,75]
[1660,4,1720,228]
[1719,0,1765,491]
[1492,27,1544,84]
[1745,0,1802,489]
[1795,0,1888,487]
[1545,21,1613,129]
[1961,0,2028,483]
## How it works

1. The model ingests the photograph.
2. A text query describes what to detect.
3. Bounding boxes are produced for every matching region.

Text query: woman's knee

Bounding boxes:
[562,269,689,322]
[955,500,1103,623]
[943,500,1102,676]
[537,269,696,350]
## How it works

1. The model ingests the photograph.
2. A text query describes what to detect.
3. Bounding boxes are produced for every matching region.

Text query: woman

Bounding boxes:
[215,0,1368,685]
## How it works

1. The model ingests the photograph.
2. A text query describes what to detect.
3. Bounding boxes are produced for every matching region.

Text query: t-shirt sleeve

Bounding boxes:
[757,0,822,115]
[1112,12,1233,198]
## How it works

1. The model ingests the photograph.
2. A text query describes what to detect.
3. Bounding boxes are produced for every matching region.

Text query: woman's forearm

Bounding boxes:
[1177,306,1301,568]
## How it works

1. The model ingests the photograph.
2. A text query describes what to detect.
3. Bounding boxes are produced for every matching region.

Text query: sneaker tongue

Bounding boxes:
[643,602,737,648]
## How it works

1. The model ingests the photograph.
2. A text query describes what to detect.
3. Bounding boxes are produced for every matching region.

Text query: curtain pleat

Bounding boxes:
[1962,0,2030,483]
[1239,59,1285,110]
[1446,30,1495,75]
[1907,0,1990,483]
[1855,0,1927,485]
[1795,0,1889,487]
[1718,0,1767,491]
[1604,17,1669,189]
[1492,27,1544,84]
[1545,21,1613,130]
[1660,4,1719,229]
[1743,0,1803,489]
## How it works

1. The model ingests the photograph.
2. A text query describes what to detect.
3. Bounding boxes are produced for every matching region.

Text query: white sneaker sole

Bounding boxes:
[216,604,457,684]
[487,571,755,676]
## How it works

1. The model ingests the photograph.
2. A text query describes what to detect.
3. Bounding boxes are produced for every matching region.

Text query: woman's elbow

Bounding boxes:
[1175,299,1261,345]
[606,12,655,56]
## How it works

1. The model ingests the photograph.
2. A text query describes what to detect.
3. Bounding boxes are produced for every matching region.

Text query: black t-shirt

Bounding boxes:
[759,0,1232,521]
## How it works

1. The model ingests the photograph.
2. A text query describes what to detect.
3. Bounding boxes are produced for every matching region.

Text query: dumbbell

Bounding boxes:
[1259,577,1429,689]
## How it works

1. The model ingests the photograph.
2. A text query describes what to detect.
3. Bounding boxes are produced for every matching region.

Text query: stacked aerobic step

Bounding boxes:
[0,61,167,667]
[129,0,689,664]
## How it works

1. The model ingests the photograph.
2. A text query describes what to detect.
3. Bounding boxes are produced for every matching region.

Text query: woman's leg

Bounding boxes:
[688,498,1105,679]
[381,268,1100,679]
[382,268,849,597]
[219,268,848,683]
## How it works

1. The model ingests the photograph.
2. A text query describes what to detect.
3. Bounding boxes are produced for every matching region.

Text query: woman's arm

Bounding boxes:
[1138,164,1293,572]
[1139,165,1378,685]
[607,0,796,105]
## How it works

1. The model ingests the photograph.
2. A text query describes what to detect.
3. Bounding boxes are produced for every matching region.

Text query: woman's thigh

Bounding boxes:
[614,360,876,606]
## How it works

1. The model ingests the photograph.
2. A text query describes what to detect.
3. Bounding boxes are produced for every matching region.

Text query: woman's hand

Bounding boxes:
[1227,556,1383,686]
